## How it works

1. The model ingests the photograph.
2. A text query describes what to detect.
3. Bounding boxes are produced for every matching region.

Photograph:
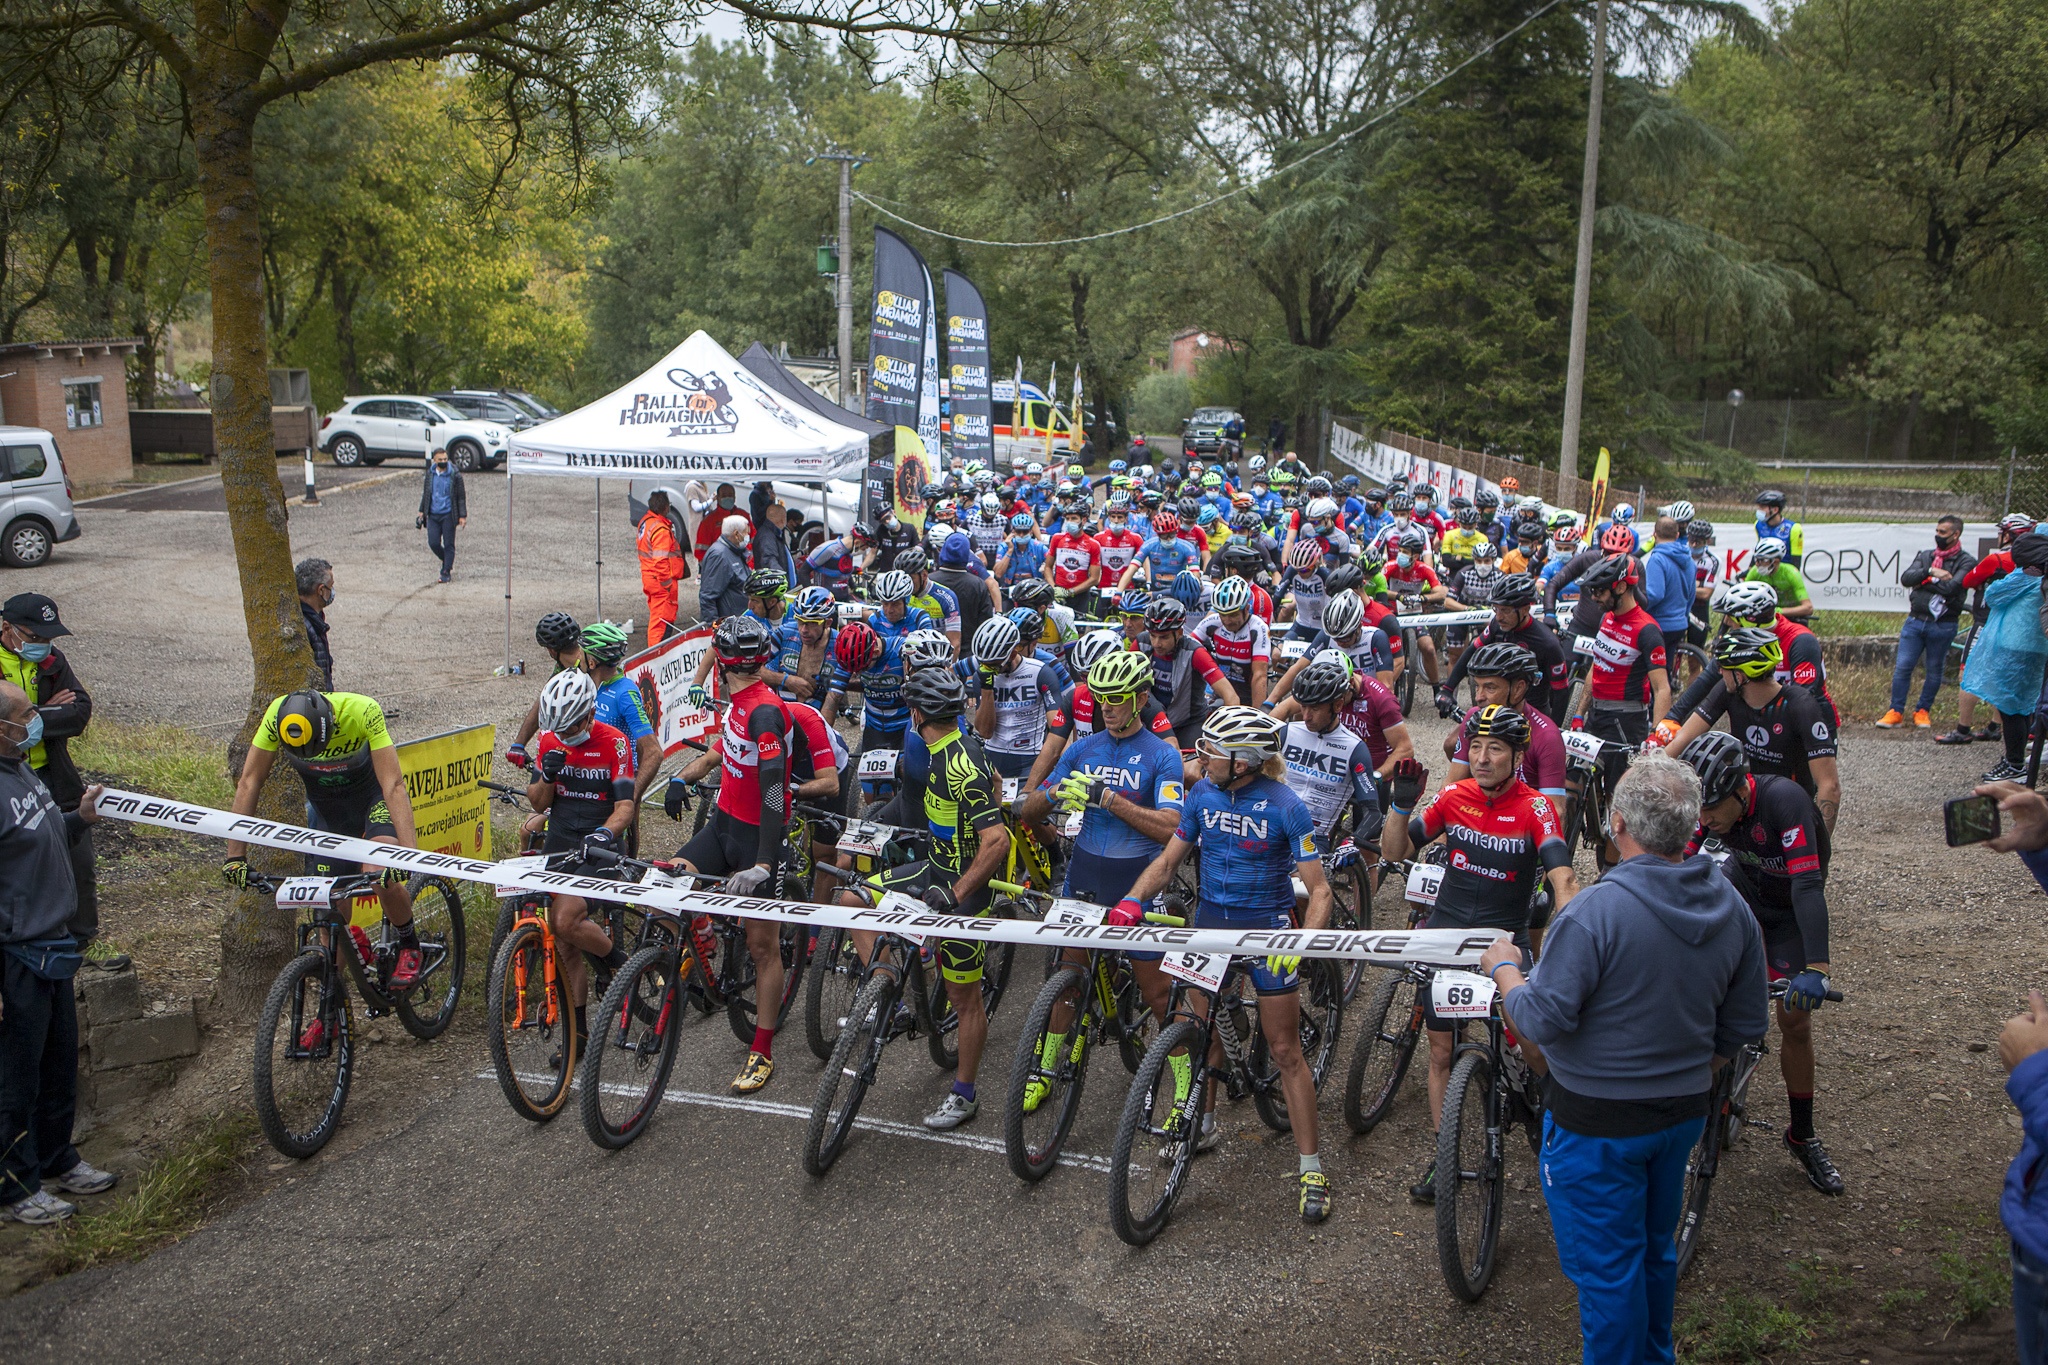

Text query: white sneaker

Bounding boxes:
[923,1091,978,1131]
[4,1190,77,1224]
[1195,1112,1222,1153]
[50,1160,118,1196]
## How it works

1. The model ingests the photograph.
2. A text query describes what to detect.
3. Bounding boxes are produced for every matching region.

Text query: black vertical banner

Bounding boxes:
[943,269,992,472]
[867,228,930,524]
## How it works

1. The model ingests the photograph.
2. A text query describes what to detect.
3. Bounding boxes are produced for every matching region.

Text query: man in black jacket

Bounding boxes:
[296,558,335,689]
[1881,514,1976,729]
[416,446,467,583]
[0,680,118,1224]
[0,594,107,955]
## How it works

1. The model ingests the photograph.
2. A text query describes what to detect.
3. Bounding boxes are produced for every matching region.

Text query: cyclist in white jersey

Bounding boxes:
[1277,539,1332,642]
[1192,577,1273,707]
[970,615,1070,784]
[1280,660,1382,851]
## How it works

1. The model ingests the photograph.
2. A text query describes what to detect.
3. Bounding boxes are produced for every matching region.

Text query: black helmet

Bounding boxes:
[1219,542,1265,574]
[1474,489,1499,511]
[1145,598,1187,633]
[1491,573,1538,608]
[713,616,776,670]
[1176,496,1201,522]
[1010,578,1056,609]
[1292,660,1354,707]
[1683,729,1751,805]
[1226,460,1241,477]
[1514,521,1545,543]
[903,665,968,720]
[920,482,948,502]
[1466,641,1541,687]
[1579,553,1637,595]
[271,691,335,755]
[1324,563,1366,596]
[1755,489,1787,509]
[896,546,929,575]
[1465,703,1530,749]
[535,611,581,652]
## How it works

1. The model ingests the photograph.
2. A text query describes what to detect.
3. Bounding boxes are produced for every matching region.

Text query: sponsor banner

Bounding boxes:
[97,790,1495,967]
[1702,521,1995,614]
[943,269,993,471]
[868,228,928,433]
[396,724,497,860]
[621,624,719,756]
[890,427,932,536]
[918,262,942,453]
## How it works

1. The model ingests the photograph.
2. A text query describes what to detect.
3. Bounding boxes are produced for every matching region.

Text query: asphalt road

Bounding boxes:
[81,464,397,514]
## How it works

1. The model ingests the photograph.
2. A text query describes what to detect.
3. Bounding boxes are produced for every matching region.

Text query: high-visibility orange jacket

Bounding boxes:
[639,511,685,593]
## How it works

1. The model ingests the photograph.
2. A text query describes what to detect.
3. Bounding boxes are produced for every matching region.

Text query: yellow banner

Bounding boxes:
[892,425,930,536]
[398,722,497,860]
[1585,445,1611,532]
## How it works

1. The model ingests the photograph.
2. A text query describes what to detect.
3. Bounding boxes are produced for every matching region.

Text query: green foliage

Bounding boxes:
[1676,1291,1816,1363]
[1936,1239,2012,1324]
[1129,371,1193,433]
[43,1112,258,1274]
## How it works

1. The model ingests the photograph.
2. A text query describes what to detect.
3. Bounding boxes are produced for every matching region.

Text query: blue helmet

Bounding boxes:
[1008,512,1036,533]
[1108,459,1128,474]
[1340,474,1359,490]
[1171,569,1205,608]
[1007,606,1044,639]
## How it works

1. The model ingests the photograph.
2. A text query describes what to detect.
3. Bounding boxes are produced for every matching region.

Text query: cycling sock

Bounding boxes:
[603,946,629,972]
[573,1004,588,1039]
[751,1026,774,1059]
[1169,1052,1192,1103]
[396,922,420,947]
[1787,1093,1815,1142]
[1299,1152,1322,1176]
[1038,1031,1063,1069]
[951,1079,976,1102]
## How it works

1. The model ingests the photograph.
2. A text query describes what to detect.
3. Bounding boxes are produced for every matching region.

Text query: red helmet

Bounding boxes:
[1599,524,1637,555]
[834,620,881,673]
[1151,511,1181,538]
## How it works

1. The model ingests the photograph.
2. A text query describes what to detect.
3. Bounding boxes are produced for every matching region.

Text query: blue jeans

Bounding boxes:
[2017,1239,2048,1365]
[1539,1112,1705,1365]
[1890,614,1957,713]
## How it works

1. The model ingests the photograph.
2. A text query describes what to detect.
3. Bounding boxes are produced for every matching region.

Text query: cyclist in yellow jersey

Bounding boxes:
[222,691,427,987]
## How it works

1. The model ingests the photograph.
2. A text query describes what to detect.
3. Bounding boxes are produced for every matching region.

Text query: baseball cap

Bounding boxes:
[2,593,69,638]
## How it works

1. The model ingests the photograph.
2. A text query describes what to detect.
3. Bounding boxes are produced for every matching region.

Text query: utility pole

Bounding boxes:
[807,151,867,407]
[1557,0,1608,490]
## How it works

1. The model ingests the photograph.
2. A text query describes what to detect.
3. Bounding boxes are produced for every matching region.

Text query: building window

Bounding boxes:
[64,380,103,430]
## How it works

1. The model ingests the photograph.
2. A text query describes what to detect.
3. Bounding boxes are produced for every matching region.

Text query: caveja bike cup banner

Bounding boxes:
[95,789,1496,967]
[622,625,719,756]
[395,723,497,860]
[942,268,993,471]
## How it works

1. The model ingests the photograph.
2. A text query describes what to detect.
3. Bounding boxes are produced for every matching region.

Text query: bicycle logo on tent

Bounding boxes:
[617,368,740,435]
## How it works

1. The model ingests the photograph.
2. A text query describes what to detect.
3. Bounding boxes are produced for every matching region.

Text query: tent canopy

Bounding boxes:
[737,343,887,441]
[506,330,871,481]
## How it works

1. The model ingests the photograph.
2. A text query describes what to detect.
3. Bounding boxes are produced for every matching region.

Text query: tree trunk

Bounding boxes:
[1890,391,1921,462]
[333,268,362,394]
[193,88,322,1012]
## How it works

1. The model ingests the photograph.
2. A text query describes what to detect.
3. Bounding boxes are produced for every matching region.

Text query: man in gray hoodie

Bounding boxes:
[1480,753,1767,1365]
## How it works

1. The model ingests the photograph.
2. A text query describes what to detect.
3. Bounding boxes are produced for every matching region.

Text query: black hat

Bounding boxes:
[1,593,69,637]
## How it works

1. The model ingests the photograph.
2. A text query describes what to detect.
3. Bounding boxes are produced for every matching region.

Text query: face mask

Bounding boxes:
[1314,520,1334,533]
[4,711,44,749]
[560,727,591,748]
[718,495,735,508]
[1014,535,1031,546]
[1108,518,1127,533]
[1936,533,1958,548]
[1063,520,1080,534]
[16,641,51,663]
[1397,553,1414,568]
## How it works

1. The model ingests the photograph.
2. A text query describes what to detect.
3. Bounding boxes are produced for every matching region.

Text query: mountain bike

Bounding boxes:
[1674,977,1843,1276]
[1558,725,1634,875]
[1107,948,1345,1245]
[795,804,931,1062]
[248,868,466,1158]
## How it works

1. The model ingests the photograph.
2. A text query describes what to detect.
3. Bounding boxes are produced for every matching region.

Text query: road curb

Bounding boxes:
[289,469,411,506]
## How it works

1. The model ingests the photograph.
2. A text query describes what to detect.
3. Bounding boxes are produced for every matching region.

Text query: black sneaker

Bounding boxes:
[1983,760,2027,783]
[1977,722,2005,742]
[1785,1131,1845,1195]
[1409,1158,1437,1205]
[1933,725,1974,746]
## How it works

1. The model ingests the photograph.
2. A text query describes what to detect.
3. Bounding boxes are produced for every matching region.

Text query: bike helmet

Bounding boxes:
[1057,481,1080,501]
[271,690,336,756]
[1199,706,1286,764]
[1454,506,1479,528]
[1686,520,1716,545]
[1714,626,1783,680]
[1066,464,1086,481]
[1306,496,1340,523]
[1145,598,1188,633]
[535,610,581,652]
[2002,513,2039,538]
[1007,606,1046,643]
[1171,569,1206,608]
[1474,540,1500,562]
[1008,512,1037,534]
[1088,649,1154,701]
[1140,490,1165,512]
[1357,544,1386,573]
[1580,553,1639,594]
[921,481,949,502]
[1715,579,1780,621]
[850,521,876,545]
[1010,578,1056,610]
[1466,641,1542,686]
[1203,472,1224,490]
[1068,630,1125,681]
[1397,528,1428,556]
[1683,729,1750,806]
[1248,455,1268,474]
[1388,491,1414,513]
[1321,589,1365,639]
[1475,489,1499,512]
[978,493,1002,517]
[794,586,838,622]
[1196,504,1220,527]
[1341,474,1360,491]
[1554,525,1585,548]
[536,671,597,740]
[714,615,777,671]
[1306,476,1333,498]
[580,620,629,668]
[1491,573,1538,608]
[1514,521,1545,544]
[1229,510,1264,534]
[1213,577,1253,615]
[1176,497,1202,523]
[895,546,929,575]
[1755,489,1787,510]
[1152,511,1181,538]
[872,570,914,604]
[1119,589,1151,617]
[1500,476,1520,494]
[902,629,955,671]
[833,620,882,673]
[1025,461,1045,476]
[1610,503,1636,523]
[972,615,1022,668]
[1292,659,1355,707]
[903,665,968,720]
[1600,524,1638,555]
[1465,703,1530,749]
[745,569,788,601]
[1109,459,1128,474]
[1286,538,1326,571]
[1664,499,1696,524]
[1750,538,1785,567]
[1448,496,1473,513]
[1107,490,1132,510]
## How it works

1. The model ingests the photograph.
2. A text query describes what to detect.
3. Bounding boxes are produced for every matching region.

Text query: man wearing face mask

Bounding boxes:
[692,483,751,561]
[296,558,335,690]
[1046,506,1104,616]
[0,595,106,957]
[414,446,466,583]
[1880,514,1976,730]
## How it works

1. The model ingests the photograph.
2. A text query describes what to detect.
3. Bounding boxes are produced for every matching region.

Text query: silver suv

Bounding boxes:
[0,427,80,568]
[318,395,508,471]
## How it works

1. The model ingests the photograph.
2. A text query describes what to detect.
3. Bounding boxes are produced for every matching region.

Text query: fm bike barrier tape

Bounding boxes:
[1393,609,1494,629]
[94,788,1492,968]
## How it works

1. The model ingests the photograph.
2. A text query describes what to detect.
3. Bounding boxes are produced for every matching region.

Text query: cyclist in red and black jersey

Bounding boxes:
[1383,706,1577,1204]
[1680,732,1844,1196]
[1444,643,1567,800]
[1437,574,1570,723]
[1580,551,1671,745]
[1669,628,1841,832]
[661,617,808,1095]
[1661,580,1838,735]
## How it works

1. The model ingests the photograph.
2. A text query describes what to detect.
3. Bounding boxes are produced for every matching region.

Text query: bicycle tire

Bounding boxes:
[1328,864,1371,1001]
[485,921,576,1122]
[1003,966,1093,1182]
[724,923,811,1046]
[489,898,521,968]
[804,927,862,1062]
[804,973,895,1176]
[394,874,468,1040]
[1396,632,1419,716]
[1343,968,1421,1135]
[578,945,684,1149]
[1674,642,1713,683]
[252,951,353,1159]
[1108,1018,1204,1246]
[1674,1112,1722,1277]
[1435,1050,1503,1302]
[1115,965,1158,1075]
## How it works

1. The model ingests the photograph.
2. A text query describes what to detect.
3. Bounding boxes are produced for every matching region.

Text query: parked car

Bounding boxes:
[319,396,509,471]
[431,390,541,430]
[0,427,81,568]
[1181,406,1243,455]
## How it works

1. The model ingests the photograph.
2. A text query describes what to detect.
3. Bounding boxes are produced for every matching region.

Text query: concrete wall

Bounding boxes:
[0,346,136,485]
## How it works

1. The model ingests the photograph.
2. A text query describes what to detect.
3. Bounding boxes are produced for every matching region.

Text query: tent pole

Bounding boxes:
[504,473,515,675]
[595,477,604,619]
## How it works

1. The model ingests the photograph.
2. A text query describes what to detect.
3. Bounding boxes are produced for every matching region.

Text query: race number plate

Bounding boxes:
[275,877,339,910]
[875,890,928,943]
[1405,862,1444,907]
[1061,809,1085,838]
[1430,972,1498,1020]
[836,601,868,625]
[838,821,888,858]
[1001,776,1028,805]
[1046,898,1106,927]
[1280,638,1310,661]
[495,855,549,898]
[859,748,899,782]
[1161,951,1227,992]
[1561,729,1605,764]
[1572,634,1598,656]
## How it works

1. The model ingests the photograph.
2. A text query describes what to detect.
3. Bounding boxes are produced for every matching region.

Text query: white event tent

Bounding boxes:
[497,330,873,666]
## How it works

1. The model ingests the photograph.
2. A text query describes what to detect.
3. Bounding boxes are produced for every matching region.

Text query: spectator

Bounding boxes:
[1480,755,1767,1365]
[693,483,750,561]
[1639,515,1696,642]
[0,681,118,1224]
[0,595,108,961]
[1958,532,2048,782]
[697,514,753,623]
[1942,513,2035,746]
[295,558,335,689]
[935,531,998,644]
[637,489,686,646]
[753,496,798,587]
[415,446,466,584]
[1882,514,1976,730]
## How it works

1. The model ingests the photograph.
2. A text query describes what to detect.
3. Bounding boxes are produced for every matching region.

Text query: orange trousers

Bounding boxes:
[645,589,679,646]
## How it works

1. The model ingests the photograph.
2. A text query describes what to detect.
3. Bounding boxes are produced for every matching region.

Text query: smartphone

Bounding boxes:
[1945,793,2002,847]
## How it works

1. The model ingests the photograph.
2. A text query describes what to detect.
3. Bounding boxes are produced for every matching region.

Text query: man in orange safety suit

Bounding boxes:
[638,488,686,646]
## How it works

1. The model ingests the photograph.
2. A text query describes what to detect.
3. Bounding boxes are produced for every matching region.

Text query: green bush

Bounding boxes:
[1128,372,1193,436]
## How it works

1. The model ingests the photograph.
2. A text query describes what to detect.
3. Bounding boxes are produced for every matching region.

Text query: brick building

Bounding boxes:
[0,338,141,485]
[1166,328,1235,378]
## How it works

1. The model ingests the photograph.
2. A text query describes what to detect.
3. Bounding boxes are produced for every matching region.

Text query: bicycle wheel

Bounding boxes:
[485,921,575,1122]
[1108,1019,1204,1246]
[489,897,521,968]
[1435,1050,1504,1302]
[1004,966,1093,1182]
[1343,968,1421,1135]
[1396,632,1419,715]
[578,946,684,1149]
[725,923,810,1046]
[394,874,467,1040]
[804,927,863,1062]
[1115,965,1159,1075]
[252,952,354,1159]
[804,973,895,1176]
[1674,643,1713,683]
[1327,864,1371,1000]
[1674,1118,1721,1278]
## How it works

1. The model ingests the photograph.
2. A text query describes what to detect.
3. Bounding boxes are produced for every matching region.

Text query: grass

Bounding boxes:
[1677,1291,1818,1363]
[41,1113,258,1275]
[1936,1239,2011,1325]
[72,719,233,811]
[1879,1286,1928,1315]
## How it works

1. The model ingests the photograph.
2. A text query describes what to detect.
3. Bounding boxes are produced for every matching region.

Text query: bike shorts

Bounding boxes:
[1064,853,1163,962]
[1172,718,1203,753]
[988,748,1038,780]
[870,859,993,985]
[675,806,769,880]
[1686,618,1709,649]
[1193,904,1297,995]
[1421,918,1528,1032]
[1283,621,1321,644]
[1762,931,1810,983]
[1586,707,1649,792]
[303,791,396,876]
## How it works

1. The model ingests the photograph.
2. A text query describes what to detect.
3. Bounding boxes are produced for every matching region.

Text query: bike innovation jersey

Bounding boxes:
[1279,720,1378,841]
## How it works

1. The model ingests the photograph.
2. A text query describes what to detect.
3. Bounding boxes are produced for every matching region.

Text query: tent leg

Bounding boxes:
[504,473,515,675]
[595,477,604,619]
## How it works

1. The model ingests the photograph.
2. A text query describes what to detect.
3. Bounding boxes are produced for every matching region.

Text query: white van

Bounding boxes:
[0,426,81,567]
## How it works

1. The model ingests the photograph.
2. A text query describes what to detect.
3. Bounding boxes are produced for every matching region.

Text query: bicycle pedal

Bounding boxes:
[1742,1117,1772,1130]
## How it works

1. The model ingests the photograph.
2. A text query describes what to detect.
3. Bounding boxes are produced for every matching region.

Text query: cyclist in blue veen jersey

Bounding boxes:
[1119,706,1337,1225]
[1118,511,1202,591]
[996,514,1049,587]
[867,570,936,648]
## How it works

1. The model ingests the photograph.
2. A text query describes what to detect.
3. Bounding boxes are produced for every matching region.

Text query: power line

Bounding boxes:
[853,0,1569,249]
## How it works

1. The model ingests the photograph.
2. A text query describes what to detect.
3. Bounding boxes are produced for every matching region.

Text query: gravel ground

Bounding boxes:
[2,474,2041,1359]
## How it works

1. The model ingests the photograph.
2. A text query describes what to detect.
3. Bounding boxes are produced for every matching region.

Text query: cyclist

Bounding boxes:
[767,587,838,704]
[971,615,1071,785]
[896,548,962,652]
[819,620,909,814]
[508,610,584,769]
[1754,488,1805,568]
[867,570,937,649]
[580,621,663,812]
[1119,511,1202,593]
[1686,518,1720,648]
[1437,574,1569,722]
[1193,577,1273,708]
[1117,707,1337,1223]
[1501,520,1547,576]
[1444,644,1567,803]
[663,617,810,1093]
[1096,499,1147,588]
[1680,732,1843,1195]
[1279,660,1384,874]
[1141,598,1238,749]
[1663,579,1836,731]
[1275,538,1335,644]
[1385,528,1448,690]
[965,493,1011,567]
[1271,589,1394,698]
[689,568,803,703]
[995,513,1049,587]
[804,522,876,600]
[1742,539,1813,621]
[1595,502,1641,552]
[1383,705,1577,1204]
[1046,503,1105,615]
[1580,550,1672,748]
[1668,628,1841,831]
[1438,505,1488,578]
[522,670,637,1045]
[222,690,428,988]
[1448,538,1504,613]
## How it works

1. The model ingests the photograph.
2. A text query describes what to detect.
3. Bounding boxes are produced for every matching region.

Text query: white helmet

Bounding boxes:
[973,615,1022,669]
[903,629,954,670]
[1068,629,1125,680]
[1198,706,1286,763]
[979,493,1002,515]
[872,570,914,604]
[1664,499,1696,523]
[1213,577,1253,614]
[1311,647,1356,678]
[1321,589,1364,639]
[1751,538,1785,566]
[1715,579,1780,621]
[538,669,598,740]
[1306,496,1340,521]
[1025,461,1045,476]
[1248,455,1268,474]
